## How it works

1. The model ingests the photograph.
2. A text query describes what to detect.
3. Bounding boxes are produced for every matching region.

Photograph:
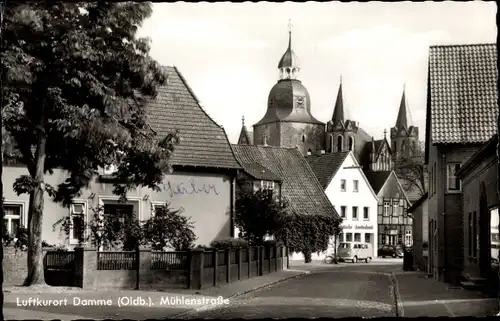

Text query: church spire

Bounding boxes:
[395,84,408,129]
[331,75,345,124]
[278,20,300,80]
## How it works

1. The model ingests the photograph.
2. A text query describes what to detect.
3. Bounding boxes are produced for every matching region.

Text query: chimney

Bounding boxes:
[320,150,326,155]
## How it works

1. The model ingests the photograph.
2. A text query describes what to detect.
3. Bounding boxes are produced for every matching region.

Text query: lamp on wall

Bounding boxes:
[143,195,149,201]
[88,193,96,199]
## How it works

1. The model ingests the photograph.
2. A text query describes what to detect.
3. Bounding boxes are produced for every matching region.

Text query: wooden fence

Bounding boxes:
[42,246,289,290]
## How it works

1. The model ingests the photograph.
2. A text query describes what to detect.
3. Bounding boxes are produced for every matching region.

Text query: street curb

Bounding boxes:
[170,270,309,318]
[390,272,404,317]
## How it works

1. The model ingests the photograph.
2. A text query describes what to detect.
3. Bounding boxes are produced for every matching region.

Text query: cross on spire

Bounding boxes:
[288,19,293,33]
[340,74,343,84]
[242,115,245,127]
[383,129,387,138]
[403,82,406,91]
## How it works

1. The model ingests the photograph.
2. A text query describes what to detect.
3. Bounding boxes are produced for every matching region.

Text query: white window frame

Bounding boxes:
[353,180,359,192]
[446,163,462,193]
[363,207,369,221]
[340,179,346,192]
[364,233,371,244]
[383,201,390,216]
[3,201,27,235]
[346,232,353,242]
[404,230,412,247]
[354,232,361,242]
[69,200,88,245]
[340,206,347,218]
[392,201,399,217]
[98,195,143,220]
[261,180,275,190]
[150,201,166,218]
[352,206,358,220]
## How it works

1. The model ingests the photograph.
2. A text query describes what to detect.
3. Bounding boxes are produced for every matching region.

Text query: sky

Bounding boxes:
[137,2,497,144]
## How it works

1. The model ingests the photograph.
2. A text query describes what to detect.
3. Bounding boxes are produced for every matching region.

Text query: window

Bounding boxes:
[365,233,371,243]
[353,180,359,192]
[70,203,86,244]
[392,201,399,216]
[261,180,275,190]
[363,207,369,220]
[339,233,344,243]
[340,206,346,218]
[490,207,499,265]
[354,233,361,242]
[383,201,390,216]
[340,179,346,192]
[301,135,306,143]
[346,233,353,242]
[337,136,343,152]
[405,230,412,246]
[447,163,461,192]
[103,204,134,225]
[3,204,23,236]
[348,137,354,151]
[352,206,358,220]
[429,167,433,196]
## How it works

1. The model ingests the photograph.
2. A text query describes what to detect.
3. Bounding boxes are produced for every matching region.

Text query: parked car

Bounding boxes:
[337,242,373,263]
[378,245,403,258]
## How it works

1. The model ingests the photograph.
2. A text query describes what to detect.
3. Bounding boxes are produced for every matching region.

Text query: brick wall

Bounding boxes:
[4,246,28,286]
[461,154,498,279]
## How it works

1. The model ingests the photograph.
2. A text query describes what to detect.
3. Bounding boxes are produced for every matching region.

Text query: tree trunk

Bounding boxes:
[303,250,312,263]
[23,135,47,286]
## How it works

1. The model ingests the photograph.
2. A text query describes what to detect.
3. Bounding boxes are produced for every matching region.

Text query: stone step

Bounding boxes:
[468,276,487,284]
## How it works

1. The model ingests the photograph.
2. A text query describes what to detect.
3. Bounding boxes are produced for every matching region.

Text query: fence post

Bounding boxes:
[248,247,251,278]
[257,246,261,276]
[189,249,204,290]
[77,247,97,290]
[268,247,271,273]
[213,249,218,287]
[286,247,290,269]
[274,246,278,272]
[237,247,242,280]
[138,249,152,290]
[226,249,231,283]
[259,246,264,276]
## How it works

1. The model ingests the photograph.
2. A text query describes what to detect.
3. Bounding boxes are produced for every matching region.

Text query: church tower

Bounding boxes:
[252,21,324,155]
[325,77,360,154]
[390,86,419,161]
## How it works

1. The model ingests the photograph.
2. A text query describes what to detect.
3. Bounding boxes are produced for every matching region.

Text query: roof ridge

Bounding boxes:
[429,43,496,48]
[290,148,341,221]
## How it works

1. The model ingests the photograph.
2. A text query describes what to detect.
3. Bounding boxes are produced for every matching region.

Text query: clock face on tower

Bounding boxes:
[295,96,305,108]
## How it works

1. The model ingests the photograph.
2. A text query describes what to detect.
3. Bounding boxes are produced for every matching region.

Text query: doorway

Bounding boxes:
[479,182,491,278]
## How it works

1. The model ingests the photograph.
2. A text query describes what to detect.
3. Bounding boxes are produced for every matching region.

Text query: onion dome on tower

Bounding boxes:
[255,22,322,126]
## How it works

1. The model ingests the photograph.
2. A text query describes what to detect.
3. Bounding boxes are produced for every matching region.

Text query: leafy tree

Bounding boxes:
[141,203,197,251]
[2,2,178,285]
[394,141,427,198]
[275,213,341,263]
[234,189,288,246]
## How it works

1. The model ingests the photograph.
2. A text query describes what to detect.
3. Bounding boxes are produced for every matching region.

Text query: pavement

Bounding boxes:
[5,258,500,319]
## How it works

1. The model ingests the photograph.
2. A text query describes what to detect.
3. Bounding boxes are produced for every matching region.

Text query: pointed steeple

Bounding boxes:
[237,115,253,145]
[278,20,300,80]
[395,84,408,129]
[331,75,344,124]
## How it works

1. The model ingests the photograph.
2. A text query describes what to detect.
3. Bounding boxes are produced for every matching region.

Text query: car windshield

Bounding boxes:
[339,243,351,249]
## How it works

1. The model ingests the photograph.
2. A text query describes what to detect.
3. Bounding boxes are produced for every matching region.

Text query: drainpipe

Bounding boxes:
[230,170,236,238]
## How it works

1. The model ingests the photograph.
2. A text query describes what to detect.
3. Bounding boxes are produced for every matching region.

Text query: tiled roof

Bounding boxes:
[231,145,340,220]
[364,171,392,194]
[238,161,282,182]
[305,152,350,189]
[146,66,241,170]
[428,44,498,144]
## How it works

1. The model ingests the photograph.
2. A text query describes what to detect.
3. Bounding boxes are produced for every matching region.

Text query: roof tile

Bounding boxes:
[232,145,340,220]
[305,152,350,189]
[146,66,241,169]
[428,44,498,144]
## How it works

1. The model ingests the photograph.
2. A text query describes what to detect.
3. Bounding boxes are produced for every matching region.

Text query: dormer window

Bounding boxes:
[301,134,306,143]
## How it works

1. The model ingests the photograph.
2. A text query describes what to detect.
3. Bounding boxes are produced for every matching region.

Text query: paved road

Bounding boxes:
[180,265,397,318]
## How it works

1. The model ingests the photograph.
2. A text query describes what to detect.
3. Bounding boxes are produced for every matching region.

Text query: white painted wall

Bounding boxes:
[313,152,379,260]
